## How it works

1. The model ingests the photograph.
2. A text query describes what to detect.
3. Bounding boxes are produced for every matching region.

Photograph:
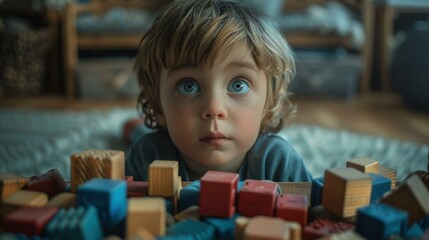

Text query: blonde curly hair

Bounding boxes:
[135,0,295,133]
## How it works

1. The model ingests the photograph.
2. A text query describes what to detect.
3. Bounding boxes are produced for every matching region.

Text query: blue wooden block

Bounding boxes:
[310,177,324,207]
[418,214,429,230]
[77,178,127,231]
[165,219,216,240]
[203,213,240,240]
[405,223,424,239]
[368,173,391,203]
[178,181,200,212]
[356,203,408,240]
[45,206,103,240]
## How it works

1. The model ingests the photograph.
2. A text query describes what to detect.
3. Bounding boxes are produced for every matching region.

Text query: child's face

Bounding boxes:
[158,42,268,168]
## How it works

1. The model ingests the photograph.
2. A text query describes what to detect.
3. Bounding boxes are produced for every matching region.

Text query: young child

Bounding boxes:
[125,0,312,182]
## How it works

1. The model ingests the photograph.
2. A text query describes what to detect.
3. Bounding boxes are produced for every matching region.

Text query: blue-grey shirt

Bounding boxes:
[125,130,312,182]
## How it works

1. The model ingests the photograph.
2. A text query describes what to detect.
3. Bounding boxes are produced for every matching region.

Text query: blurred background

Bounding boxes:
[0,0,428,145]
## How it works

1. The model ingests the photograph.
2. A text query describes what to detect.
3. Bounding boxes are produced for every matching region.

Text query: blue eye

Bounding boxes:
[177,80,200,95]
[227,79,250,94]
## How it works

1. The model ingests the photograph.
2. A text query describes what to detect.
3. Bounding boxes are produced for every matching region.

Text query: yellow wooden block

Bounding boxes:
[127,197,166,238]
[0,173,29,201]
[235,216,249,240]
[379,165,397,188]
[243,216,289,240]
[148,160,179,197]
[174,205,200,222]
[322,168,372,218]
[46,192,76,208]
[346,157,379,174]
[285,221,301,240]
[71,149,124,192]
[381,174,429,226]
[3,190,48,207]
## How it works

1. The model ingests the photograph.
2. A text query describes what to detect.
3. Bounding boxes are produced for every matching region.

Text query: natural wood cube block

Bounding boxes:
[148,160,179,197]
[127,197,166,238]
[322,168,372,218]
[243,216,289,240]
[380,174,429,226]
[0,173,29,201]
[71,150,125,192]
[346,157,379,174]
[46,192,76,208]
[3,190,48,207]
[379,165,397,188]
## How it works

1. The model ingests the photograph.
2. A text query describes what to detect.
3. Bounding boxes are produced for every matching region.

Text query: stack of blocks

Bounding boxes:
[0,150,429,240]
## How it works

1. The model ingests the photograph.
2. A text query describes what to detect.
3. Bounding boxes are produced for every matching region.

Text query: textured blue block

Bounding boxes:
[368,173,391,203]
[77,178,127,231]
[356,203,408,240]
[178,181,200,212]
[45,206,103,240]
[203,213,240,240]
[310,177,324,207]
[166,219,216,240]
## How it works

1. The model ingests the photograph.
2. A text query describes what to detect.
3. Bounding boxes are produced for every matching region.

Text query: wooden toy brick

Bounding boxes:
[277,182,312,203]
[127,197,166,238]
[238,179,278,217]
[203,213,240,240]
[25,169,66,199]
[71,149,125,192]
[243,216,289,240]
[310,177,324,207]
[235,216,249,240]
[0,173,29,201]
[132,227,155,240]
[303,218,354,240]
[4,206,58,237]
[355,203,408,240]
[380,174,429,226]
[46,192,76,208]
[322,168,372,218]
[174,205,200,222]
[45,206,103,240]
[346,157,379,174]
[3,190,48,207]
[178,180,200,212]
[148,160,179,197]
[285,221,301,240]
[276,193,308,228]
[127,181,149,198]
[407,170,429,190]
[379,165,397,188]
[166,218,216,239]
[199,171,239,218]
[77,178,127,231]
[368,173,391,203]
[124,176,134,182]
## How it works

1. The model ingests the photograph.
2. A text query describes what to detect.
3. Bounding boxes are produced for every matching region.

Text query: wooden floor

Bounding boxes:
[1,92,428,144]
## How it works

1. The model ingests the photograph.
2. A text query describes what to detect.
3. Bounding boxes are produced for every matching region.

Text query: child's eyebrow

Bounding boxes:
[226,60,260,75]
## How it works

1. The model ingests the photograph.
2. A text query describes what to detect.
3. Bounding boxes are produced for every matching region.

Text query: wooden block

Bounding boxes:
[3,190,48,207]
[127,181,149,198]
[26,169,66,199]
[380,174,429,226]
[285,221,301,240]
[243,216,289,240]
[379,165,397,188]
[46,192,76,208]
[199,171,239,218]
[346,157,379,174]
[131,227,155,240]
[127,197,166,238]
[0,173,29,201]
[148,160,179,197]
[174,205,200,222]
[238,180,278,217]
[322,168,372,218]
[4,206,59,236]
[235,216,249,240]
[71,149,125,192]
[278,182,312,206]
[318,230,365,240]
[276,193,308,228]
[303,218,354,240]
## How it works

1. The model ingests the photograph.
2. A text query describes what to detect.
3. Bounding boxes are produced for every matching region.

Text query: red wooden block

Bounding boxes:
[238,179,278,217]
[276,193,308,227]
[199,171,239,218]
[303,218,354,240]
[127,181,149,198]
[4,206,59,237]
[25,169,66,199]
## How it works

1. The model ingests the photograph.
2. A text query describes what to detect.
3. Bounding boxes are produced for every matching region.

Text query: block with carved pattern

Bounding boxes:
[346,157,379,174]
[0,173,29,201]
[148,160,179,197]
[379,165,397,188]
[71,150,125,192]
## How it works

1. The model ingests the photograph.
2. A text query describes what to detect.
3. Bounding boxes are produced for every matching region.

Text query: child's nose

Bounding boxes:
[201,95,227,120]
